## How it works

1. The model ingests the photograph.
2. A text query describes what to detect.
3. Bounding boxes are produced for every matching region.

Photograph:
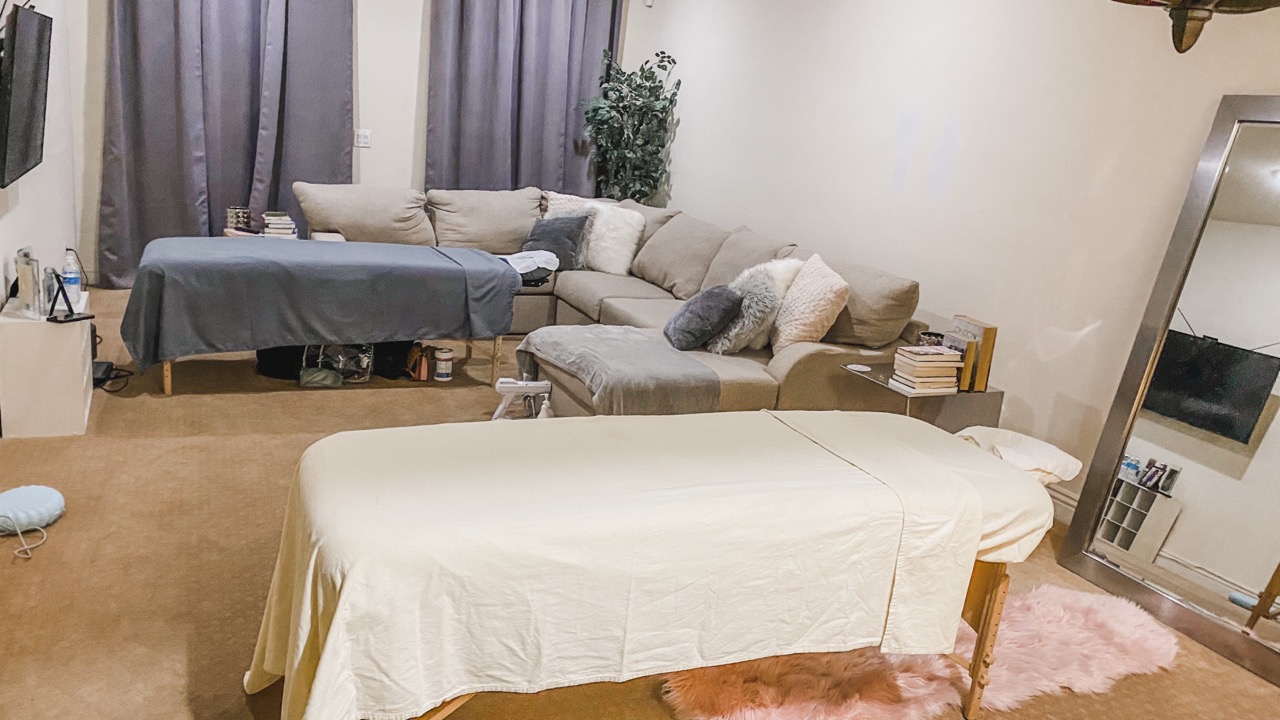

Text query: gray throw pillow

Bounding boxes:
[523,216,587,270]
[663,286,743,351]
[706,267,783,355]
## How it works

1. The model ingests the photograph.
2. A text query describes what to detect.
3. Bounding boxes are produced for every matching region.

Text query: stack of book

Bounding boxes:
[262,211,297,239]
[891,346,962,396]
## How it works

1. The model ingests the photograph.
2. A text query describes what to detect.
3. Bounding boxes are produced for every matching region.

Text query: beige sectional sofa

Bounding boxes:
[292,182,927,414]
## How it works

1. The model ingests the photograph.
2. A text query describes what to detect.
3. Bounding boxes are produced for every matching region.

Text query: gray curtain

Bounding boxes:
[426,0,617,195]
[97,0,353,289]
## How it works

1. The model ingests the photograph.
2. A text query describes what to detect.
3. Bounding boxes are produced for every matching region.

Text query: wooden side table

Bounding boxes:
[842,364,1003,433]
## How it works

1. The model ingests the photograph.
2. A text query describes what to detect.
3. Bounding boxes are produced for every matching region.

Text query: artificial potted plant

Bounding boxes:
[585,50,681,203]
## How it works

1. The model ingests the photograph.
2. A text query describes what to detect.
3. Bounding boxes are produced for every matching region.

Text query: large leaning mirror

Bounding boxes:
[1062,95,1280,684]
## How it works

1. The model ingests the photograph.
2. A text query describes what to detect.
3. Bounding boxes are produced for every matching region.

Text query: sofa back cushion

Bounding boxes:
[701,228,796,290]
[630,213,731,300]
[293,182,436,245]
[619,199,681,246]
[428,187,542,254]
[783,247,920,348]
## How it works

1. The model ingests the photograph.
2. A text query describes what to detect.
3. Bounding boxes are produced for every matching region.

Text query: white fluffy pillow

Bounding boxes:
[956,426,1083,486]
[770,255,851,353]
[577,201,645,275]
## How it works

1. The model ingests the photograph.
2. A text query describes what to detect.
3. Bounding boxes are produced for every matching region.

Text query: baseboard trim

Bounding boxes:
[1046,485,1079,525]
[1155,549,1257,599]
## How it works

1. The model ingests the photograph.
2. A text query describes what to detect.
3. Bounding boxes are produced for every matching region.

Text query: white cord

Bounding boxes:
[0,514,47,559]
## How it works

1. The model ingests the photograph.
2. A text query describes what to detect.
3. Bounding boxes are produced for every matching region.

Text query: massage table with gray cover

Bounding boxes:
[121,237,521,392]
[245,411,1054,720]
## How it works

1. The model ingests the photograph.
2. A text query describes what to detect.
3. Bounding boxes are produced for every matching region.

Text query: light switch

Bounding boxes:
[354,129,372,148]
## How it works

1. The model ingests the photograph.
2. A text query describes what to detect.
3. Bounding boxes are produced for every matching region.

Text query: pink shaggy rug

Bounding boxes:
[662,585,1179,720]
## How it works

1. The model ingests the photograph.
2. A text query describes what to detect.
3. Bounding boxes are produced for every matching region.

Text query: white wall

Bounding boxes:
[0,0,79,289]
[353,0,432,189]
[619,0,1280,503]
[63,0,106,282]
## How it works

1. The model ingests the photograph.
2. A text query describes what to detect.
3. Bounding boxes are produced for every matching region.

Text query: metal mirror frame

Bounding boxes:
[1060,94,1280,685]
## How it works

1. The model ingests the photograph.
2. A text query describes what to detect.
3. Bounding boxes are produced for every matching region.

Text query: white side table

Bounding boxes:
[0,294,93,437]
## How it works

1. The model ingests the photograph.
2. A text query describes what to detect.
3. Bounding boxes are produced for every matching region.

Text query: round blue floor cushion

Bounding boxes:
[0,485,65,534]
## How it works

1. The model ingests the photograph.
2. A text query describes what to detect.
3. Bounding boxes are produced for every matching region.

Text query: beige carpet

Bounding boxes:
[1,289,1278,720]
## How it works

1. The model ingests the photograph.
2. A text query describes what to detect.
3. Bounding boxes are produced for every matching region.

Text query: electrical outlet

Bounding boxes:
[354,129,372,148]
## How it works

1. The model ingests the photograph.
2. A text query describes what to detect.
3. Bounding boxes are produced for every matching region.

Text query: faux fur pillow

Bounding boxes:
[577,201,645,275]
[770,255,851,353]
[706,259,803,355]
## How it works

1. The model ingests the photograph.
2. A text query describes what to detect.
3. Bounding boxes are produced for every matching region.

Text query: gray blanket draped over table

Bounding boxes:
[122,237,521,372]
[517,325,720,415]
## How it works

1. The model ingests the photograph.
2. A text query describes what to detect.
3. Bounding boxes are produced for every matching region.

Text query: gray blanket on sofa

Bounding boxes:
[516,325,720,415]
[122,237,521,372]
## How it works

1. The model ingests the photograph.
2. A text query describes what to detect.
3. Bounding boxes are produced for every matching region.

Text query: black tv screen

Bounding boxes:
[1142,330,1280,444]
[0,5,52,188]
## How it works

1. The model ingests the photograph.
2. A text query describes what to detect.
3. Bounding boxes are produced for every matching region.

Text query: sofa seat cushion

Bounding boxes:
[630,213,732,300]
[428,187,542,255]
[599,298,685,328]
[538,328,778,413]
[554,270,674,320]
[685,344,779,411]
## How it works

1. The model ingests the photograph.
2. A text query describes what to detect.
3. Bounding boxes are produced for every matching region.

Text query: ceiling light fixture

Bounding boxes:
[1112,1,1280,53]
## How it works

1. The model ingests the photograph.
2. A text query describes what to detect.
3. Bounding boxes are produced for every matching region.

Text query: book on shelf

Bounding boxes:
[897,345,963,362]
[888,378,959,396]
[950,315,997,392]
[891,373,958,389]
[895,355,963,370]
[892,362,959,378]
[941,331,978,391]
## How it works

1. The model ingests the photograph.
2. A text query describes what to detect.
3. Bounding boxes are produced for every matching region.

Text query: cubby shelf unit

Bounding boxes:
[1096,477,1183,563]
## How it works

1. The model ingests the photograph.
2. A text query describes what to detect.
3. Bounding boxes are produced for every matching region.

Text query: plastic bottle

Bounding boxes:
[61,249,81,307]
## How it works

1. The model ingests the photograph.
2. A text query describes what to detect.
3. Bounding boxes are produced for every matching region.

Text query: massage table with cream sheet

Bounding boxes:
[244,411,1054,720]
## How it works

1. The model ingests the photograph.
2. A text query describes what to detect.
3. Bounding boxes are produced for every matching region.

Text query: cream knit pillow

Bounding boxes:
[770,254,851,353]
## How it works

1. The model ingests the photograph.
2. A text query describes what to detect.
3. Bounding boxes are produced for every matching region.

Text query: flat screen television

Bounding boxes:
[0,4,52,188]
[1142,329,1280,444]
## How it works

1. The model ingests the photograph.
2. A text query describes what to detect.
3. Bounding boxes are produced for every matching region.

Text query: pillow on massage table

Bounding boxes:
[956,426,1083,486]
[664,285,743,351]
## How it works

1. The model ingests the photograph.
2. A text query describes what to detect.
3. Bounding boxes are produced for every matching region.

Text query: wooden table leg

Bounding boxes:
[957,561,1010,720]
[491,337,503,386]
[163,361,173,396]
[423,693,475,720]
[1246,561,1280,631]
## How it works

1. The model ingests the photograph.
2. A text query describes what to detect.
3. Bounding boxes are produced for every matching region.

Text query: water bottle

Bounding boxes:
[61,249,81,307]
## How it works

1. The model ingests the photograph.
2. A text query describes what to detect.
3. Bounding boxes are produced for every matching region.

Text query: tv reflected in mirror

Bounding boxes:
[1141,329,1280,444]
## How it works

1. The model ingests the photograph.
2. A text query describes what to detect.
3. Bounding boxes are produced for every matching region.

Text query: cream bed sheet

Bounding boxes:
[244,411,1053,720]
